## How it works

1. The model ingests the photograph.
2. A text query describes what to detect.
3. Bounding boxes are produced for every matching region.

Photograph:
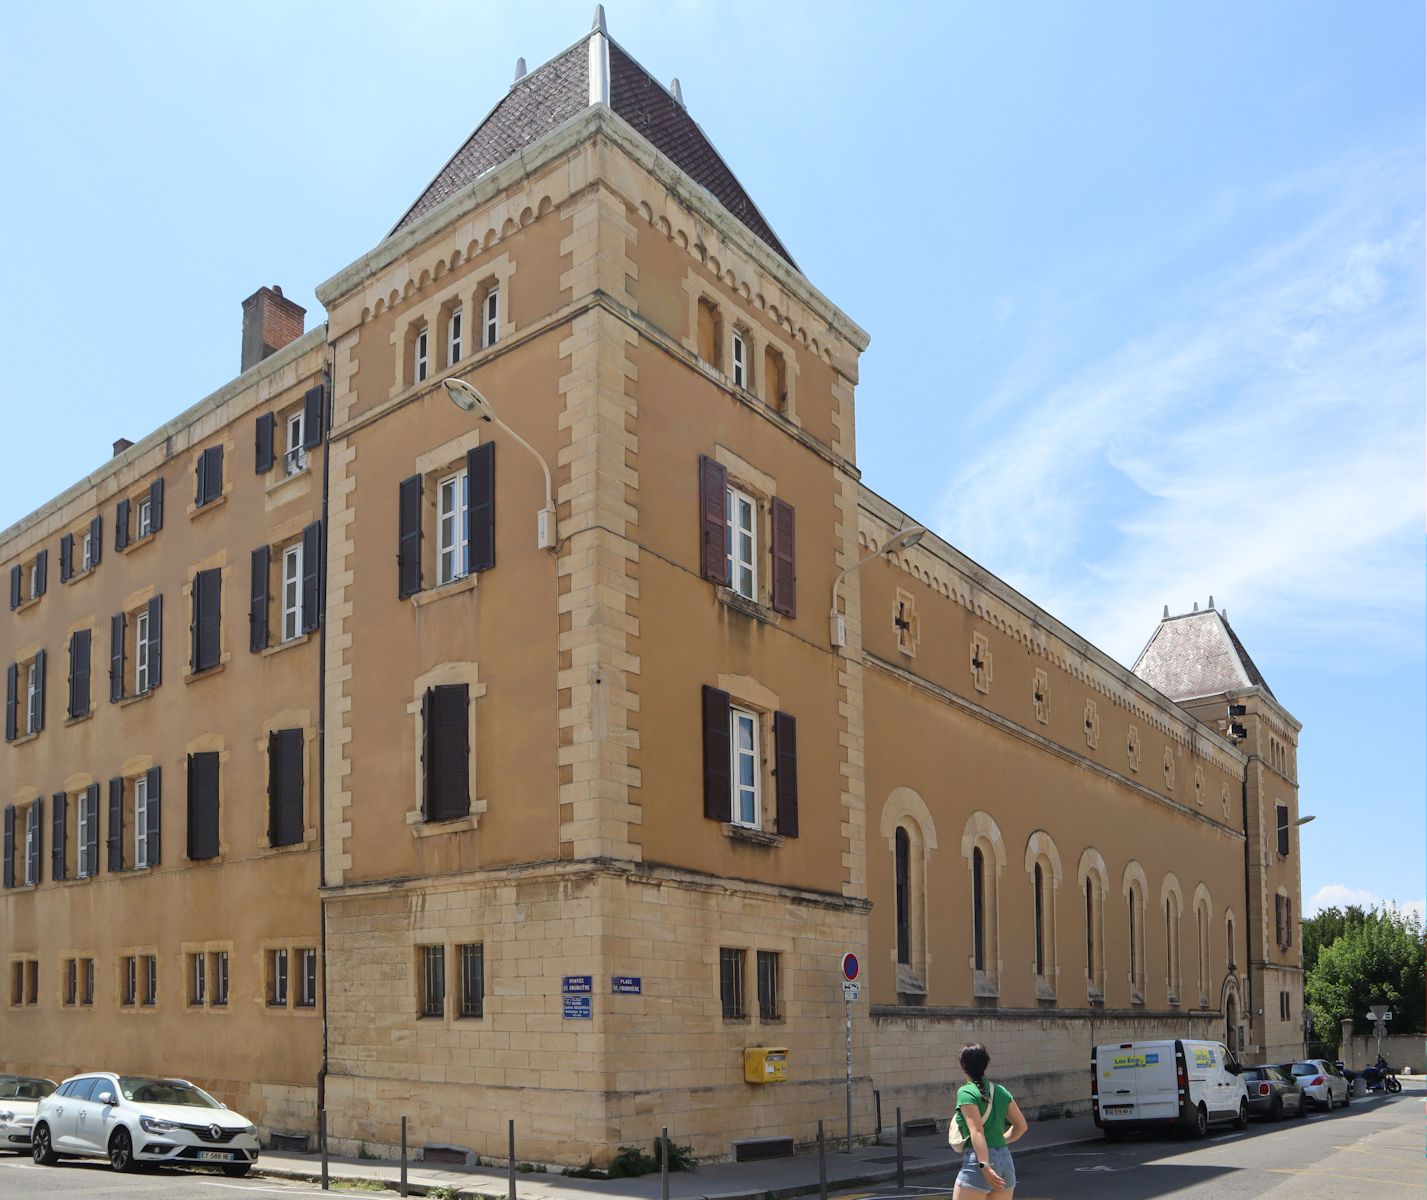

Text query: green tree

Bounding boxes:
[1301,905,1371,974]
[1306,907,1425,1035]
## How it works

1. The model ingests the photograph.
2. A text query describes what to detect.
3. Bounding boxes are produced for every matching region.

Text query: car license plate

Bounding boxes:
[1105,1105,1133,1116]
[198,1151,235,1161]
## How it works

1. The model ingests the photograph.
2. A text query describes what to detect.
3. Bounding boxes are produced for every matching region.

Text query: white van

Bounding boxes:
[1092,1039,1249,1138]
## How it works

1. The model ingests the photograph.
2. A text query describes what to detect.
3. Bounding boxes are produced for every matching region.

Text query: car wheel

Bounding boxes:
[1296,1094,1308,1117]
[1233,1100,1249,1131]
[1342,1085,1351,1108]
[1192,1104,1209,1139]
[1103,1127,1124,1142]
[1268,1096,1283,1122]
[222,1164,253,1177]
[31,1122,59,1166]
[109,1127,139,1173]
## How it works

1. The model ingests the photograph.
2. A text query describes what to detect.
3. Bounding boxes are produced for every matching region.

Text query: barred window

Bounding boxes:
[719,947,746,1020]
[141,955,157,1006]
[757,950,781,1021]
[268,949,288,1007]
[211,951,229,1006]
[457,943,484,1019]
[420,945,445,1018]
[121,956,137,1006]
[297,948,318,1008]
[189,953,206,1006]
[64,958,77,1006]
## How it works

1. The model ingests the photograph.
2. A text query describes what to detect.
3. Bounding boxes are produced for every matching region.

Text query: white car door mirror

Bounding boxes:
[96,1091,117,1106]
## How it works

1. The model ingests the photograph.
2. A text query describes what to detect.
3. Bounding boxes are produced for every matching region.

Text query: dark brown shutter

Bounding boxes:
[107,777,124,872]
[698,455,729,584]
[34,549,46,595]
[193,568,221,672]
[301,521,321,634]
[303,385,324,449]
[770,496,796,616]
[2,806,12,888]
[422,685,470,821]
[69,629,91,718]
[773,710,799,837]
[110,611,126,701]
[4,663,16,741]
[197,445,224,505]
[187,752,220,860]
[397,474,423,598]
[255,413,276,474]
[84,785,99,872]
[51,792,66,881]
[60,533,74,582]
[145,766,161,867]
[146,596,162,687]
[32,649,44,731]
[149,478,164,531]
[268,729,305,846]
[249,548,270,652]
[1285,897,1292,947]
[195,449,207,505]
[28,796,42,884]
[701,685,732,822]
[467,443,496,574]
[10,565,21,609]
[89,516,102,567]
[116,497,130,550]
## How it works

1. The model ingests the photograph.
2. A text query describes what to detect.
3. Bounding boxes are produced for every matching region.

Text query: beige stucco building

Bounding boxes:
[2,13,1303,1165]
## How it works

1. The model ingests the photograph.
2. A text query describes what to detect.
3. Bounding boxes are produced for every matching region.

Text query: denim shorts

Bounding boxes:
[954,1145,1017,1193]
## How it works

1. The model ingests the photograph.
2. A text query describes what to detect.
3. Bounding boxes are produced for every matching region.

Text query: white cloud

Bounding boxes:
[1306,885,1424,925]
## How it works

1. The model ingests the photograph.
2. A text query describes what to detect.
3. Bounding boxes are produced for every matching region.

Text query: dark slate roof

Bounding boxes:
[389,33,796,267]
[1131,608,1275,702]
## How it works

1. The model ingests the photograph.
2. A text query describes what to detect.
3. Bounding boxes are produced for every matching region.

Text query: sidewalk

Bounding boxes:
[255,1113,1102,1199]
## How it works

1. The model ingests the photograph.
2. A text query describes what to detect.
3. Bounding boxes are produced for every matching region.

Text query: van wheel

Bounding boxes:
[1233,1100,1249,1130]
[1192,1104,1209,1139]
[1103,1127,1124,1142]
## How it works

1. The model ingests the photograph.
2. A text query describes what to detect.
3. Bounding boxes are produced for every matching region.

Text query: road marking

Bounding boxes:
[1267,1167,1424,1189]
[200,1183,335,1195]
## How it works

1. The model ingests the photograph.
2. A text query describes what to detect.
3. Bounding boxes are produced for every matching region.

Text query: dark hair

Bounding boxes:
[960,1043,991,1084]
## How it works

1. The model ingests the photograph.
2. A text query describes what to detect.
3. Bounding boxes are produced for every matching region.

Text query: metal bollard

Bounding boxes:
[508,1118,517,1200]
[661,1126,670,1200]
[817,1119,828,1200]
[895,1106,903,1190]
[399,1115,408,1198]
[874,1089,882,1145]
[320,1109,329,1191]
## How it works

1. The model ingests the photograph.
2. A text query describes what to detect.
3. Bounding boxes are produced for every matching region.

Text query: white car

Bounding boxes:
[0,1075,57,1151]
[1289,1059,1350,1110]
[32,1072,259,1176]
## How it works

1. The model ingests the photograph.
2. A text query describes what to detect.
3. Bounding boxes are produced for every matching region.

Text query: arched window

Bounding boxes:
[1225,914,1236,970]
[1033,863,1045,978]
[972,847,986,971]
[1165,895,1182,1003]
[895,827,911,966]
[1025,831,1062,1000]
[1085,877,1096,984]
[1078,848,1108,1002]
[1129,889,1138,984]
[1193,889,1212,1006]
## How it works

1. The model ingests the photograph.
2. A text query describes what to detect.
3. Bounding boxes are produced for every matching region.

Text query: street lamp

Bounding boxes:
[1294,815,1316,826]
[829,525,927,647]
[443,378,556,551]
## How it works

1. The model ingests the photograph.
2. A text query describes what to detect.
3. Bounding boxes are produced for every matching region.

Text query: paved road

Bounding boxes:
[0,1157,330,1197]
[837,1089,1423,1200]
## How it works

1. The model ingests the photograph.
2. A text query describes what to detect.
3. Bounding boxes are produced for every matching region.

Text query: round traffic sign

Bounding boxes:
[841,953,860,981]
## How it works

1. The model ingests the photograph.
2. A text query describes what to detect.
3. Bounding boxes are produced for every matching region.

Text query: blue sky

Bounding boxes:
[1,2,1421,917]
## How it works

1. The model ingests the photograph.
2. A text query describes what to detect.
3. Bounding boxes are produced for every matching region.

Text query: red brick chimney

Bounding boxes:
[241,285,306,372]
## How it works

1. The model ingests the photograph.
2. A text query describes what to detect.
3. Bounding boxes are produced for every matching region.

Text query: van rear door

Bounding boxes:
[1098,1043,1176,1122]
[1128,1043,1179,1121]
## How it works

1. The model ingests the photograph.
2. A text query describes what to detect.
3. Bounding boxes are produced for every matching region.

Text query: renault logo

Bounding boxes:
[209,1124,223,1141]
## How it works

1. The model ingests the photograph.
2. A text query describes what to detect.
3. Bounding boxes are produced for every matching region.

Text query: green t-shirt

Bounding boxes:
[954,1081,1013,1149]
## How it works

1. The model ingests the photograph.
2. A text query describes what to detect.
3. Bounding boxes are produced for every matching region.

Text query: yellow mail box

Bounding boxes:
[744,1046,789,1084]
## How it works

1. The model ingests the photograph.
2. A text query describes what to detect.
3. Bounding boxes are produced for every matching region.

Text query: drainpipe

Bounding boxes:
[317,356,333,1114]
[1240,776,1253,1056]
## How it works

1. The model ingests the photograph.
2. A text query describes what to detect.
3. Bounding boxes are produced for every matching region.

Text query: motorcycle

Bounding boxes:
[1359,1056,1402,1093]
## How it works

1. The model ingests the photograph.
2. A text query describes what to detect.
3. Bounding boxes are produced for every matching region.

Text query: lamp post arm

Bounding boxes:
[831,544,896,611]
[490,415,554,511]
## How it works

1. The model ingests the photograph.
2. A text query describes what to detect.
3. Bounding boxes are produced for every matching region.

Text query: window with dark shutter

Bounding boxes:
[145,766,161,867]
[60,533,74,582]
[196,445,224,506]
[4,663,16,743]
[116,497,131,550]
[1276,805,1290,857]
[187,752,220,860]
[303,385,324,449]
[192,568,222,672]
[69,629,91,718]
[255,413,276,474]
[421,684,470,821]
[770,497,796,616]
[249,548,270,652]
[83,785,99,876]
[32,649,44,732]
[397,475,423,598]
[301,521,321,634]
[701,685,732,822]
[28,796,42,886]
[9,565,20,610]
[466,443,495,574]
[268,728,305,847]
[34,549,47,596]
[146,595,162,688]
[51,792,66,881]
[107,777,124,872]
[149,478,164,532]
[2,805,12,888]
[88,516,102,567]
[773,710,799,837]
[110,612,126,702]
[698,456,730,584]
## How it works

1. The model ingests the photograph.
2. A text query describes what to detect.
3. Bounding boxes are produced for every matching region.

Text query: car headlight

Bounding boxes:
[140,1118,180,1134]
[243,1123,257,1135]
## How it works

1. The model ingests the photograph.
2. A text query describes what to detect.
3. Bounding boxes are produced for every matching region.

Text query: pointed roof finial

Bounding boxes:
[1208,594,1215,610]
[1192,601,1199,611]
[513,57,527,84]
[671,77,684,106]
[592,4,607,35]
[1163,604,1170,619]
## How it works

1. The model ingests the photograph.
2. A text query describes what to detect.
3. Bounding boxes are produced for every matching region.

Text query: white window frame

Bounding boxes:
[134,775,149,869]
[23,805,37,885]
[212,950,229,1006]
[731,329,747,389]
[136,496,153,539]
[135,610,150,693]
[282,543,303,642]
[81,530,93,572]
[297,948,317,1007]
[725,487,757,601]
[448,307,463,365]
[285,411,306,476]
[25,660,38,734]
[270,948,289,1007]
[482,288,499,348]
[415,327,429,383]
[436,470,469,586]
[78,798,92,878]
[729,706,760,828]
[28,563,39,600]
[191,952,206,1006]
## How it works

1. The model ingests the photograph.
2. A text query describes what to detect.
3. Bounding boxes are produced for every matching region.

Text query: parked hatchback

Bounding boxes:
[32,1072,258,1176]
[1288,1059,1350,1111]
[1241,1064,1306,1120]
[0,1076,57,1151]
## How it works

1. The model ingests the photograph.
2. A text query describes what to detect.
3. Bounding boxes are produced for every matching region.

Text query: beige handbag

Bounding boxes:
[948,1080,993,1152]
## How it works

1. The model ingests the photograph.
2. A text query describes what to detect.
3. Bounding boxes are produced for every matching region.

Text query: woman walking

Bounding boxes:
[951,1043,1028,1198]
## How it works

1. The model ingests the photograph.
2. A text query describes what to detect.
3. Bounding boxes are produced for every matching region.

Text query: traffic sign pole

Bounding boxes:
[840,953,859,1153]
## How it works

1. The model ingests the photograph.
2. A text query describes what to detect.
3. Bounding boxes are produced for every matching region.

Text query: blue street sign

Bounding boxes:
[611,976,642,994]
[563,995,593,1019]
[562,975,593,994]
